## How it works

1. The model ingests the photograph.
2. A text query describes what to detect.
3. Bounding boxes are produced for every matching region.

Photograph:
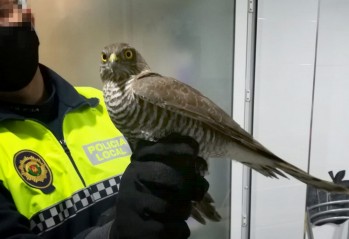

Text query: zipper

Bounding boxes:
[59,139,86,187]
[57,103,91,187]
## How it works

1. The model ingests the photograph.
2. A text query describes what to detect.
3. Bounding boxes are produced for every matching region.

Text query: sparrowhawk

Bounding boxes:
[100,42,349,224]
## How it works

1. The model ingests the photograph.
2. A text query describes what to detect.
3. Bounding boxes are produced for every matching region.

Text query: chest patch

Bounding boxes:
[83,136,132,165]
[14,150,55,194]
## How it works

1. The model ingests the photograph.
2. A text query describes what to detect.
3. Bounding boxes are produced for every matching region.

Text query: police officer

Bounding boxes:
[0,1,208,238]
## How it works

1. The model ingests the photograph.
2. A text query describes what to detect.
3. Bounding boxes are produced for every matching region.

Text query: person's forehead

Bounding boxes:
[0,0,33,26]
[0,0,16,10]
[0,0,24,5]
[0,1,19,18]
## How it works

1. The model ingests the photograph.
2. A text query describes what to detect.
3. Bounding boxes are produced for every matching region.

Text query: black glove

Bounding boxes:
[110,134,209,239]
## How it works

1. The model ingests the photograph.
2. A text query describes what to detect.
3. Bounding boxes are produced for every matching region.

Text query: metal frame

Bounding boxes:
[306,200,349,239]
[231,0,257,238]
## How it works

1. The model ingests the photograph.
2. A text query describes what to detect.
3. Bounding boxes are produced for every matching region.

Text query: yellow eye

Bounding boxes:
[124,49,133,60]
[101,52,108,63]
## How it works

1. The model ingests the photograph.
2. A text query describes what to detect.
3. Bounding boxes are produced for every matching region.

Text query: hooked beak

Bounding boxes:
[109,53,118,63]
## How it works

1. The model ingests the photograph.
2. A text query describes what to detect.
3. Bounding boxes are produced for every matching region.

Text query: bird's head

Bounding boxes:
[99,43,150,84]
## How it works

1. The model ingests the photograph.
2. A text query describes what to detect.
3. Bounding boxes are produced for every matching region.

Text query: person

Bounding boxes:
[0,1,209,238]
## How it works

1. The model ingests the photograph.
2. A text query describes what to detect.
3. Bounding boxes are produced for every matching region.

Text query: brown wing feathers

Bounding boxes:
[133,72,278,159]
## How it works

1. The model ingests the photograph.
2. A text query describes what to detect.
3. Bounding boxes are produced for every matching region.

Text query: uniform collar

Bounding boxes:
[0,64,99,122]
[39,64,99,108]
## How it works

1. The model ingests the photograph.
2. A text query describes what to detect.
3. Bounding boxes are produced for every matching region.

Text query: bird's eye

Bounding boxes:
[124,50,133,60]
[101,52,108,63]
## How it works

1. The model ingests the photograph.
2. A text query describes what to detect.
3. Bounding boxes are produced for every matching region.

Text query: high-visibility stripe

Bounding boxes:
[30,175,122,234]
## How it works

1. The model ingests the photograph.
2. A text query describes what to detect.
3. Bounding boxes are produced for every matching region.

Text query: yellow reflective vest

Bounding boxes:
[0,86,131,235]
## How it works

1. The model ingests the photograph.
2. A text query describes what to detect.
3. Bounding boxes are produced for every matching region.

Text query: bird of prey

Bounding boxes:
[99,42,349,223]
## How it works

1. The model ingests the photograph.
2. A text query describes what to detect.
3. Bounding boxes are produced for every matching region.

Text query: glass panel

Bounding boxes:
[306,0,349,238]
[252,0,319,238]
[31,0,234,238]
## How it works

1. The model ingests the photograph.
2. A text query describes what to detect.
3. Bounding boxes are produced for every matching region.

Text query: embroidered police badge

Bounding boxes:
[14,150,55,194]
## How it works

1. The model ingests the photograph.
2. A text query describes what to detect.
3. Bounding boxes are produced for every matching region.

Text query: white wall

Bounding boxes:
[307,0,349,238]
[251,0,319,238]
[252,0,349,239]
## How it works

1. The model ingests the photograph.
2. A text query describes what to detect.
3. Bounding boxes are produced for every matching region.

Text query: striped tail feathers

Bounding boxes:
[228,141,349,194]
[191,192,222,224]
[276,160,349,194]
[243,153,349,194]
[242,160,289,179]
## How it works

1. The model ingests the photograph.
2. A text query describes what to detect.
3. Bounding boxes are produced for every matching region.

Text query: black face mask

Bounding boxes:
[0,24,39,92]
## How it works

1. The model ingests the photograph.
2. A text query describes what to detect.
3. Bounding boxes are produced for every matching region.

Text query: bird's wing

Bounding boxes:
[132,71,276,158]
[132,72,349,194]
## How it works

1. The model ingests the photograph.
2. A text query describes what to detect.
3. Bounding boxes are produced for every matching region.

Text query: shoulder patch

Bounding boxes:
[14,150,55,194]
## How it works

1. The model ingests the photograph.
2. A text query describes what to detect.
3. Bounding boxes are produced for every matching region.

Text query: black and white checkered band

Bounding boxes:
[29,175,122,234]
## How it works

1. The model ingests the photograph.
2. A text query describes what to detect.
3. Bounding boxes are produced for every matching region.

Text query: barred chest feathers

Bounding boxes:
[102,75,231,159]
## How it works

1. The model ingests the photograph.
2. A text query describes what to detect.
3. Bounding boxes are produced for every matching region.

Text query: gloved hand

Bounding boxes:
[110,134,209,239]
